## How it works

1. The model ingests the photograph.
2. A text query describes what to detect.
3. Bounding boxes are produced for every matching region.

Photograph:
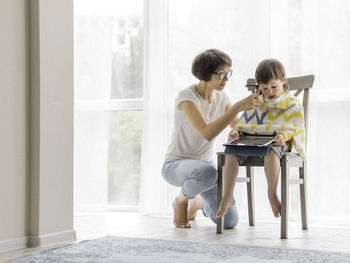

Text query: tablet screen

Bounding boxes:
[224,136,274,147]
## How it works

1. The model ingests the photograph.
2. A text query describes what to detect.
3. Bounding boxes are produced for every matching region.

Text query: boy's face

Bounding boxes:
[259,77,286,99]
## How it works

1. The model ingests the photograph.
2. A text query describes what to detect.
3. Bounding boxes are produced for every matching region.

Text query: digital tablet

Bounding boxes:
[223,136,274,147]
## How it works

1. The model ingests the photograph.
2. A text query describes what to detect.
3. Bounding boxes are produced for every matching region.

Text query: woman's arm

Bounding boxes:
[179,94,257,141]
[225,104,239,128]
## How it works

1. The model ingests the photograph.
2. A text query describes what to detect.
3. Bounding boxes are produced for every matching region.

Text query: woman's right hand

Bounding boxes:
[238,94,258,111]
[228,129,239,141]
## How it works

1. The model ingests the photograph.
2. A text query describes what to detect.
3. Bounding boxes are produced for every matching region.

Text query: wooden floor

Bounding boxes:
[1,212,350,262]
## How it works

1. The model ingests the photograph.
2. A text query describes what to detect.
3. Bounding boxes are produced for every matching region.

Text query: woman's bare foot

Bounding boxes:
[188,195,204,220]
[216,196,235,218]
[268,191,281,218]
[173,196,191,228]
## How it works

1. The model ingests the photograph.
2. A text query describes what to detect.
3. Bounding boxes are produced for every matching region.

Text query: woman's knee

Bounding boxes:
[203,203,239,229]
[193,164,217,188]
[224,205,239,229]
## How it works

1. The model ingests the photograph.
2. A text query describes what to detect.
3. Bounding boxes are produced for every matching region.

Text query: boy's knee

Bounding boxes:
[226,154,239,164]
[267,149,278,158]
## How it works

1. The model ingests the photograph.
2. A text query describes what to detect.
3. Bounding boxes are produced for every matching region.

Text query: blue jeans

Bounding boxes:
[161,159,239,229]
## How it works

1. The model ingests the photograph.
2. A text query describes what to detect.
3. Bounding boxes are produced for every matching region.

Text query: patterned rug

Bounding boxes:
[7,236,350,263]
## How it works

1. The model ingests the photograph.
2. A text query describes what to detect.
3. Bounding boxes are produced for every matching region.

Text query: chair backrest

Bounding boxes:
[246,75,315,150]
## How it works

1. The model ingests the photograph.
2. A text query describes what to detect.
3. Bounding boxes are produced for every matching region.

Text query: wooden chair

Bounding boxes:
[216,75,314,239]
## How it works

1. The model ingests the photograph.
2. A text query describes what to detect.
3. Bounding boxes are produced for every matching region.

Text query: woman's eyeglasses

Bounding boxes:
[212,69,233,80]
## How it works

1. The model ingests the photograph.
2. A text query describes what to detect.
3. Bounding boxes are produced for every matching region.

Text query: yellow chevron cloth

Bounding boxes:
[236,92,306,159]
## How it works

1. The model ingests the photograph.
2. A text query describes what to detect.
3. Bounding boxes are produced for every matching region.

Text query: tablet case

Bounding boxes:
[224,142,274,156]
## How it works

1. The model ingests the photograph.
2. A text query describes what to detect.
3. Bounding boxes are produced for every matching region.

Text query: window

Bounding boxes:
[74,0,350,226]
[74,0,144,211]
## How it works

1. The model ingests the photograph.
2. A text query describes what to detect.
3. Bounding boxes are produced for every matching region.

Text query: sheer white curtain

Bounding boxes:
[141,0,350,225]
[267,0,350,225]
[139,0,170,215]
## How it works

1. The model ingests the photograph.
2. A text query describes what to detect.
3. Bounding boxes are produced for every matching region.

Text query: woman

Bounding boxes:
[161,49,257,228]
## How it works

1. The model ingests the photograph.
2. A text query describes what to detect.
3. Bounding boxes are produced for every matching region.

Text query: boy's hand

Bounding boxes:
[274,133,285,146]
[228,129,239,141]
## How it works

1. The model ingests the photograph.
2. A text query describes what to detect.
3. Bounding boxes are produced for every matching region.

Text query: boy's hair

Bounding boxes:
[191,49,232,82]
[255,58,289,94]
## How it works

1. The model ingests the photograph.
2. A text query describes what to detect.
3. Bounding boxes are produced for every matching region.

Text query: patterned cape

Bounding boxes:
[235,92,306,159]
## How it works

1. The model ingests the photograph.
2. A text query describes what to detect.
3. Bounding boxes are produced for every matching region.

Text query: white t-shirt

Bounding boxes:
[165,84,231,162]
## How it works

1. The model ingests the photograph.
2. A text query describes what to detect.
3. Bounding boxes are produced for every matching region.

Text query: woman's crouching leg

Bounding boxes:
[201,185,239,229]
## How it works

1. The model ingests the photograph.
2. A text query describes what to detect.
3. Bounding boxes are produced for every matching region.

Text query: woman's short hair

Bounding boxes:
[191,49,232,82]
[255,58,289,92]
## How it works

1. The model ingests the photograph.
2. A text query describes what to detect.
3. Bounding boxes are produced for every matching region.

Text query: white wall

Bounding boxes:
[0,0,28,242]
[0,0,75,252]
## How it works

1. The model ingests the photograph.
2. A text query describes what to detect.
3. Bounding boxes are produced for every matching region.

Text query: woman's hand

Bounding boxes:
[228,129,239,141]
[274,133,285,146]
[237,94,258,111]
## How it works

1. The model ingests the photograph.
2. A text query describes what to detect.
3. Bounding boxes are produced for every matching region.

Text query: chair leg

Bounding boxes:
[299,164,308,230]
[281,157,289,239]
[216,154,224,234]
[246,167,255,226]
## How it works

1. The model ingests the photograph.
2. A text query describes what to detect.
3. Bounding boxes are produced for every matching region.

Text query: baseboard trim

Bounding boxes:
[0,236,28,254]
[28,229,76,248]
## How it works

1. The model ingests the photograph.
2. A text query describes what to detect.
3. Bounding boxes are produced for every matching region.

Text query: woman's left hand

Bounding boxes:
[273,133,285,146]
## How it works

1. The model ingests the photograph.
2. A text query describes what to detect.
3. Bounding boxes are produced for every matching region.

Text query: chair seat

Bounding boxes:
[217,151,304,167]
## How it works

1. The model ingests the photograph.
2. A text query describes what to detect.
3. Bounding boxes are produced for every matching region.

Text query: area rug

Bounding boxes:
[7,236,350,263]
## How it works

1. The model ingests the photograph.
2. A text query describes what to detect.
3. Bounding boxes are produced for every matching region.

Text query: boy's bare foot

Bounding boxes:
[268,191,281,218]
[173,197,191,228]
[216,196,235,218]
[188,195,204,220]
